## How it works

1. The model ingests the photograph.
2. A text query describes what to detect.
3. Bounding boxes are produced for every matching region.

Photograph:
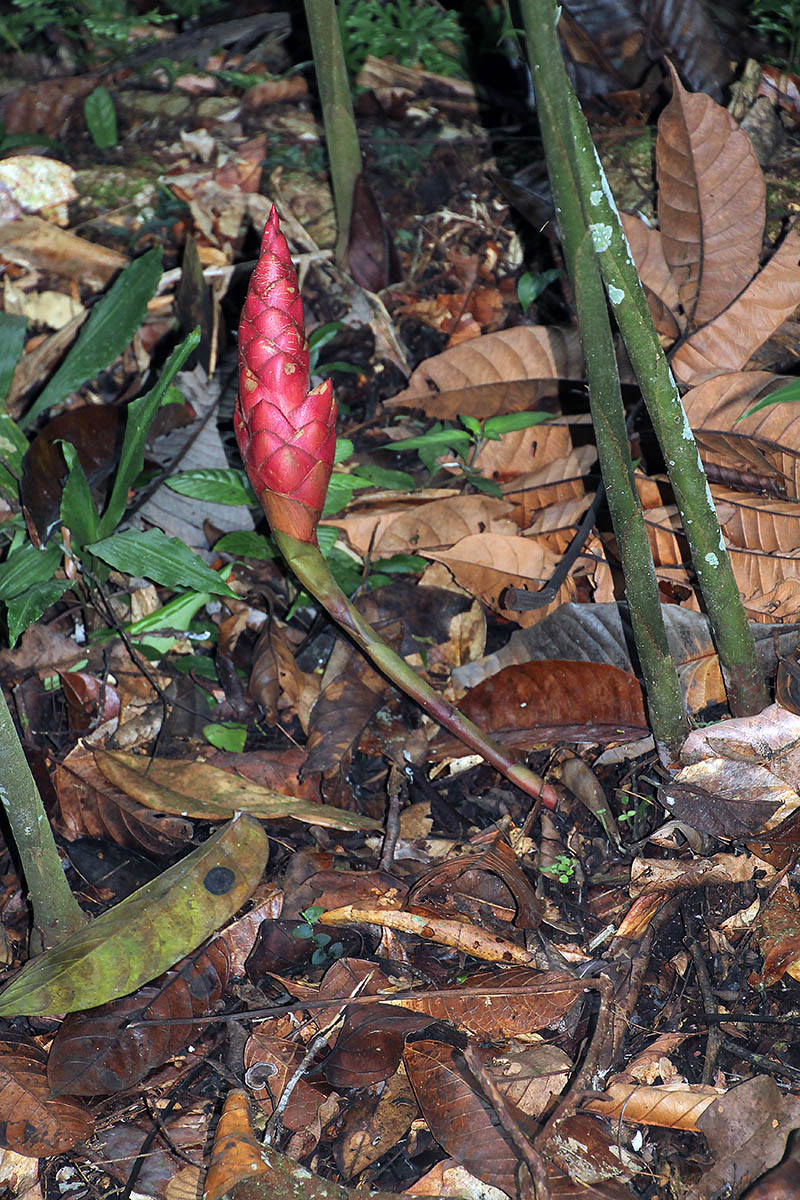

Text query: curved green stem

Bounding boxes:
[274,531,563,809]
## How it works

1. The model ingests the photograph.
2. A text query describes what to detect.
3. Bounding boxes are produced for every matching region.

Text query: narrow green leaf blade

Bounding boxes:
[738,378,800,422]
[0,814,269,1016]
[59,442,100,551]
[483,411,553,437]
[6,579,71,646]
[98,328,200,538]
[21,248,164,429]
[213,531,276,559]
[87,527,236,596]
[0,313,27,404]
[0,541,62,601]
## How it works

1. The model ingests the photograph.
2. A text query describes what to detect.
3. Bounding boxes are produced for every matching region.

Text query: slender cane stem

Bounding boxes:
[0,688,86,952]
[274,531,564,809]
[519,0,767,717]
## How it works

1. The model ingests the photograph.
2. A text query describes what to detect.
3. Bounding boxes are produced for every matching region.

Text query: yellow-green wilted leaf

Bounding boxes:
[94,750,382,832]
[0,814,268,1017]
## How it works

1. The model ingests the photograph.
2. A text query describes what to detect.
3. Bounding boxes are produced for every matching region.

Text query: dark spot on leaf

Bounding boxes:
[203,867,235,895]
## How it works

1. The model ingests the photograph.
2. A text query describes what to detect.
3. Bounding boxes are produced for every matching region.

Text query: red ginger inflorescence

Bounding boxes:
[236,206,337,544]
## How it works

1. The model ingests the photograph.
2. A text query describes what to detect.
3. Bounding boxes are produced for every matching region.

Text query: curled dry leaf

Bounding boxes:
[93,749,382,832]
[585,1080,722,1130]
[0,1036,93,1156]
[318,904,535,965]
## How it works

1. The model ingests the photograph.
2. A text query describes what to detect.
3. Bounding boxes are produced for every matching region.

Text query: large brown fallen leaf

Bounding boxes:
[433,660,647,750]
[93,749,382,831]
[366,494,516,559]
[0,813,267,1016]
[656,64,765,326]
[672,226,800,382]
[422,533,579,627]
[384,325,584,415]
[620,213,682,339]
[0,1036,93,1156]
[586,1080,722,1131]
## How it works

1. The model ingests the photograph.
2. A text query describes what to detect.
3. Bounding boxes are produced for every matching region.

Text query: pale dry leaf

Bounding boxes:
[373,495,516,558]
[672,227,800,382]
[384,325,584,414]
[470,422,574,482]
[656,64,765,326]
[320,488,459,557]
[586,1081,721,1130]
[421,533,579,628]
[501,445,598,528]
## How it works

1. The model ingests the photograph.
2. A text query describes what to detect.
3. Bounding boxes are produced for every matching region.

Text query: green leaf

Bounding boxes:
[166,468,256,507]
[322,472,372,517]
[460,464,503,498]
[738,377,800,421]
[370,552,427,575]
[214,530,277,559]
[483,411,553,438]
[351,464,415,491]
[459,413,482,438]
[380,428,472,454]
[87,528,236,596]
[203,722,247,753]
[21,248,164,429]
[292,924,314,939]
[517,268,561,312]
[84,85,117,149]
[6,578,71,646]
[334,437,354,464]
[97,328,200,537]
[0,312,27,404]
[0,814,269,1016]
[0,411,29,498]
[59,442,100,551]
[0,540,62,601]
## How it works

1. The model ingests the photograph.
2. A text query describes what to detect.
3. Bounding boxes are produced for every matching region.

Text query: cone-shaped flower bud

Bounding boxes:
[236,206,337,543]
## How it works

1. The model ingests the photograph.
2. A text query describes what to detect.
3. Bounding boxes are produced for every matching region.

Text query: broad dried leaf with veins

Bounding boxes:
[683,370,800,498]
[672,227,800,382]
[384,325,585,414]
[470,422,574,482]
[422,533,579,628]
[586,1081,721,1131]
[656,64,764,326]
[369,494,517,558]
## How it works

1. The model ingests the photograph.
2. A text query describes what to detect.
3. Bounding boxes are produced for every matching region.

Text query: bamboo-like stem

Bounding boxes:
[0,688,86,952]
[517,2,688,758]
[274,531,564,810]
[519,0,768,717]
[303,0,363,267]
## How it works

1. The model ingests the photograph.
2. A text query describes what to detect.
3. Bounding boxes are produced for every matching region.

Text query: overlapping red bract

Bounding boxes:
[236,206,337,543]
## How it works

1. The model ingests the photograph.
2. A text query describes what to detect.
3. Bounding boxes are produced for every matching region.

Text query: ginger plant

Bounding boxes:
[235,207,562,809]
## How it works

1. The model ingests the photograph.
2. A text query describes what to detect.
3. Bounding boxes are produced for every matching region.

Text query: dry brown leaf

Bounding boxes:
[629,852,776,896]
[683,371,800,498]
[371,494,516,558]
[672,227,800,382]
[384,325,584,414]
[585,1081,721,1130]
[0,215,128,285]
[501,445,598,528]
[713,485,800,554]
[421,534,578,628]
[656,64,765,326]
[320,487,458,557]
[470,422,574,482]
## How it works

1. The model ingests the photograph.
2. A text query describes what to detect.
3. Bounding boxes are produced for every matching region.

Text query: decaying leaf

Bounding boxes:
[0,814,268,1016]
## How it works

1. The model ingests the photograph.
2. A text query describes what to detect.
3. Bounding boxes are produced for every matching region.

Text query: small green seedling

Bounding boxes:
[291,905,344,966]
[381,411,553,497]
[541,854,577,884]
[517,268,561,312]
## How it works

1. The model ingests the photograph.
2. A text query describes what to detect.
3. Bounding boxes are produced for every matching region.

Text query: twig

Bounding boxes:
[264,1008,347,1144]
[378,764,406,870]
[682,904,724,1085]
[504,482,606,611]
[463,1045,551,1199]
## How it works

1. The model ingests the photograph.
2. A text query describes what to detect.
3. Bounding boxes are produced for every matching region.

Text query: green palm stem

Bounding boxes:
[520,0,768,717]
[303,0,363,267]
[273,530,564,810]
[0,688,85,952]
[514,6,689,756]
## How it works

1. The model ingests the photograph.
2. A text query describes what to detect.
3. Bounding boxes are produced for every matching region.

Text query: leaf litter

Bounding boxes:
[3,8,800,1200]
